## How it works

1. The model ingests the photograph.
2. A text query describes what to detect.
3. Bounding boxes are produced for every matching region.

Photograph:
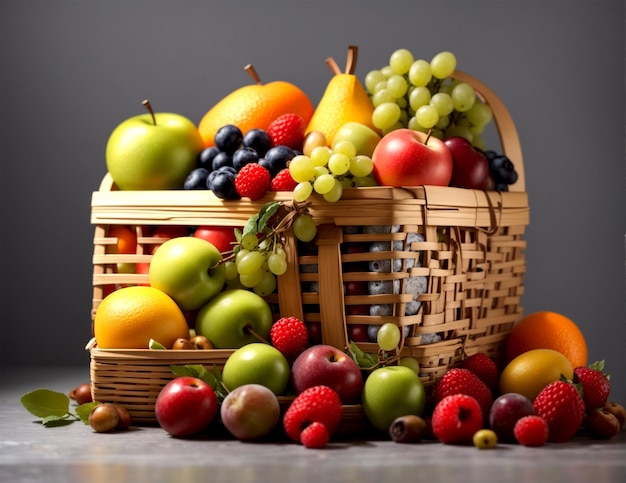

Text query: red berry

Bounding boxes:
[234,163,271,200]
[514,415,549,446]
[267,113,306,151]
[300,421,330,449]
[573,362,611,411]
[434,368,494,420]
[270,168,298,192]
[270,316,309,361]
[461,353,499,391]
[431,394,483,445]
[533,380,585,443]
[283,386,343,444]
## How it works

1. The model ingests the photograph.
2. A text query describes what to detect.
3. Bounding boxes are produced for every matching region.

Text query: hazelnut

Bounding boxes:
[171,338,195,350]
[190,335,212,350]
[89,404,119,433]
[69,383,93,405]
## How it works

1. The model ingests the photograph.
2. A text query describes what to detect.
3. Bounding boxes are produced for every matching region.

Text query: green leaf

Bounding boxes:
[21,389,70,419]
[257,202,281,233]
[348,341,378,369]
[75,401,101,424]
[42,415,74,427]
[243,213,261,236]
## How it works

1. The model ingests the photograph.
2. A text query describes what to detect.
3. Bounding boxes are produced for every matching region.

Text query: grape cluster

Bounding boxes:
[484,151,519,191]
[288,140,376,203]
[365,49,493,150]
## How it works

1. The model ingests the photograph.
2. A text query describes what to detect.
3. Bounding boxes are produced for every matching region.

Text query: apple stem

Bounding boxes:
[142,100,157,126]
[244,64,262,85]
[424,129,433,145]
[244,325,269,344]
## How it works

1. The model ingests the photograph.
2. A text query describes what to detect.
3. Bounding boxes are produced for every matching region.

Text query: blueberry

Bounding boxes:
[242,128,272,156]
[232,147,259,171]
[214,125,243,154]
[258,157,278,177]
[197,146,220,170]
[212,151,233,171]
[209,170,238,199]
[491,155,518,184]
[263,145,295,174]
[184,168,210,190]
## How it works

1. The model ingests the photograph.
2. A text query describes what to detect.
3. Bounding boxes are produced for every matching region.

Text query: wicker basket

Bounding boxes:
[88,70,529,428]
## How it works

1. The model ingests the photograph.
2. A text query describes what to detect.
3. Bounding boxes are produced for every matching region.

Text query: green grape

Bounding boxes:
[415,105,440,129]
[408,59,432,87]
[267,252,288,276]
[389,48,414,75]
[372,102,401,130]
[437,78,458,95]
[240,233,258,250]
[288,154,315,182]
[239,269,264,288]
[223,260,239,280]
[313,165,329,178]
[313,173,336,194]
[293,214,317,242]
[377,323,401,351]
[374,80,387,92]
[472,135,487,151]
[235,248,249,265]
[466,101,493,128]
[435,115,451,130]
[429,92,454,117]
[451,82,476,112]
[332,140,357,159]
[352,175,377,187]
[340,177,354,188]
[408,86,431,111]
[293,182,313,202]
[253,271,277,296]
[310,146,331,167]
[236,250,265,276]
[328,152,351,176]
[445,124,473,142]
[365,69,386,94]
[396,96,408,110]
[381,122,403,136]
[430,51,457,79]
[380,65,393,78]
[349,155,373,177]
[371,89,394,107]
[386,74,409,99]
[323,179,343,202]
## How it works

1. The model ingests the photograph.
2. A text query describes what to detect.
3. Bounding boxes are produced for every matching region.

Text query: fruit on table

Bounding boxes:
[572,361,611,412]
[106,100,204,190]
[583,407,621,439]
[434,368,493,420]
[371,129,453,187]
[362,365,426,432]
[69,383,93,405]
[473,429,498,449]
[389,415,428,443]
[198,64,314,147]
[603,401,626,429]
[513,415,548,447]
[221,343,290,396]
[155,376,218,438]
[444,136,490,189]
[93,286,189,349]
[306,45,378,146]
[332,121,381,158]
[533,379,585,443]
[195,289,273,349]
[489,393,536,443]
[220,384,281,441]
[283,385,343,445]
[431,394,483,445]
[193,225,238,254]
[88,403,120,433]
[290,344,364,404]
[461,353,499,392]
[149,236,226,311]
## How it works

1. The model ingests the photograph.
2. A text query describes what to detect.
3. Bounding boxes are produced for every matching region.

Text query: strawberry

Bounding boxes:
[270,168,298,192]
[234,163,271,200]
[431,394,484,445]
[513,415,549,446]
[270,316,309,361]
[533,380,585,443]
[461,353,499,391]
[300,421,330,449]
[283,385,343,444]
[434,368,494,419]
[266,113,306,151]
[573,361,611,411]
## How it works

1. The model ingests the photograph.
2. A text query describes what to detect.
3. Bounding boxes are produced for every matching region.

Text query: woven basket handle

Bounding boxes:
[452,70,525,192]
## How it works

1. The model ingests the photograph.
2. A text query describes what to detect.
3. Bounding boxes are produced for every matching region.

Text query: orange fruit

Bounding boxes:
[499,348,574,402]
[94,286,189,349]
[106,225,137,254]
[506,311,588,368]
[198,64,314,147]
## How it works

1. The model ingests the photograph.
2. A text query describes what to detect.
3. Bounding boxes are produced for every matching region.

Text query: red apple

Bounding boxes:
[444,136,490,189]
[290,344,364,404]
[371,129,453,187]
[194,225,238,254]
[220,384,281,440]
[154,376,218,437]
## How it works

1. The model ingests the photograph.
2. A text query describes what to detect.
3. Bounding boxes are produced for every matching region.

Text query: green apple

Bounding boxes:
[106,100,204,190]
[362,365,426,432]
[332,121,381,157]
[149,236,225,311]
[221,343,290,396]
[195,289,273,349]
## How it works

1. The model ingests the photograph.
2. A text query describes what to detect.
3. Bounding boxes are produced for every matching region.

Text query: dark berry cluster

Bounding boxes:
[484,150,519,191]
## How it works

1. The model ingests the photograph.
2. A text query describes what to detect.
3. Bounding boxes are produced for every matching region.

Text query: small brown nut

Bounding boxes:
[106,403,132,430]
[190,335,212,350]
[89,404,120,433]
[171,338,195,350]
[602,401,626,429]
[584,408,620,439]
[69,383,93,405]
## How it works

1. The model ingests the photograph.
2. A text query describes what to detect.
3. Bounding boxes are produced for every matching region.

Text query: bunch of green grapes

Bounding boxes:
[364,49,493,150]
[288,140,376,203]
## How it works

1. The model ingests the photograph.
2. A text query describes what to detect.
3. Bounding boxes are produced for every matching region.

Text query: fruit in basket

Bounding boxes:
[290,345,364,404]
[234,163,272,200]
[149,236,226,311]
[193,225,238,254]
[106,100,204,191]
[371,129,453,187]
[221,343,290,396]
[362,366,426,432]
[533,380,585,443]
[195,289,273,349]
[270,316,309,361]
[332,122,381,157]
[431,394,483,445]
[444,136,490,189]
[306,45,378,146]
[267,113,307,151]
[93,286,189,349]
[489,393,536,443]
[155,376,218,437]
[283,385,343,445]
[484,150,519,191]
[198,64,314,147]
[220,384,281,441]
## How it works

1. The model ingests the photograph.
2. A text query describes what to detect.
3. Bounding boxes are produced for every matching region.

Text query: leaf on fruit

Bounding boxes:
[348,341,378,369]
[149,339,167,350]
[21,389,70,419]
[75,401,101,425]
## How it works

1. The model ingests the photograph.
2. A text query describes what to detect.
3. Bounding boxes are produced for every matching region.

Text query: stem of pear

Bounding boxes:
[244,64,262,85]
[142,100,157,125]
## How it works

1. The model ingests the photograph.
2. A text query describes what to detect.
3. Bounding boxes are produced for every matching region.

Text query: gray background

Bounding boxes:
[1,0,624,405]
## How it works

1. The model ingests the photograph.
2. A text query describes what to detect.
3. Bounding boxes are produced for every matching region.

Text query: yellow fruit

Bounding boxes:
[198,64,314,147]
[499,348,574,402]
[94,286,189,349]
[306,45,379,146]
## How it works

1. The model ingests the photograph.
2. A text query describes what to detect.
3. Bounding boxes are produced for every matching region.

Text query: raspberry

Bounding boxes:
[270,316,309,360]
[283,385,343,444]
[271,168,298,192]
[573,361,611,411]
[434,368,494,420]
[234,163,271,200]
[514,415,549,446]
[431,394,484,445]
[266,113,306,151]
[300,422,329,449]
[461,353,499,391]
[533,380,585,443]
